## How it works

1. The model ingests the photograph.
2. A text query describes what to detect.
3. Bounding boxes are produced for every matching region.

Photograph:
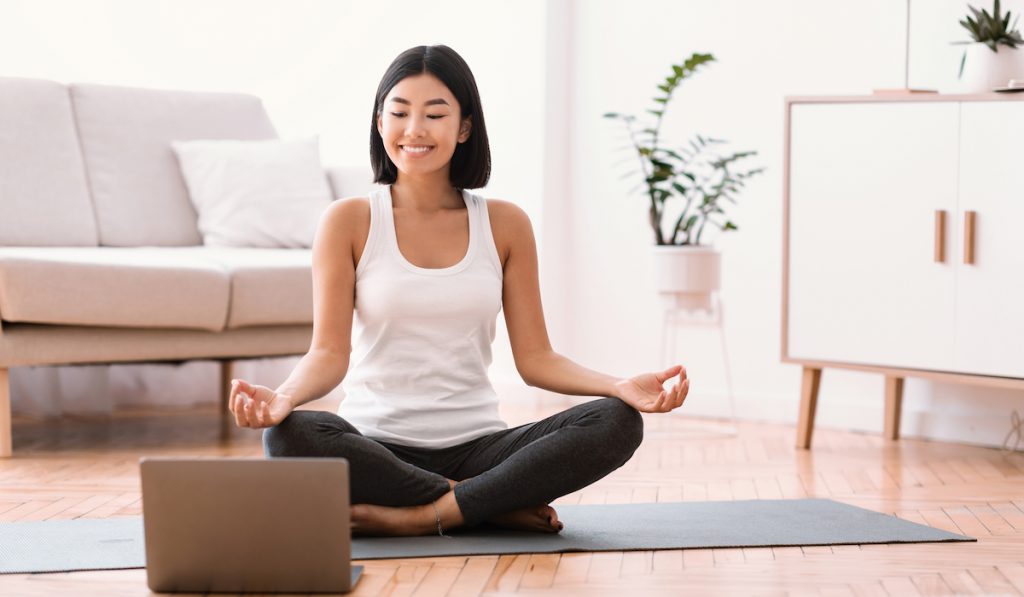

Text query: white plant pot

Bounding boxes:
[652,245,720,311]
[954,43,1024,93]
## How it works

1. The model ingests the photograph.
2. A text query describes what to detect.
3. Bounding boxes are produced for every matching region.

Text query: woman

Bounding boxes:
[228,45,689,537]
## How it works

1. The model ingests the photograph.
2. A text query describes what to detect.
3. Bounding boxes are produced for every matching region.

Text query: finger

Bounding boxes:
[649,390,667,413]
[259,402,269,427]
[228,380,239,412]
[677,365,688,381]
[244,396,257,427]
[661,385,676,412]
[233,392,248,427]
[655,364,683,383]
[676,378,690,407]
[666,383,678,409]
[668,383,681,410]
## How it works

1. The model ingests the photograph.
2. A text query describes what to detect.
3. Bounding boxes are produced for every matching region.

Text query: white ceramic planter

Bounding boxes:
[652,245,720,311]
[955,43,1024,92]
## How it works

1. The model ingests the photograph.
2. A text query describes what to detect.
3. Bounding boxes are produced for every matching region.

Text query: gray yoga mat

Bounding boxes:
[0,499,973,574]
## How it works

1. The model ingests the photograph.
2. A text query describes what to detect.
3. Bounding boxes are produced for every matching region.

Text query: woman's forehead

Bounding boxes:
[386,73,457,105]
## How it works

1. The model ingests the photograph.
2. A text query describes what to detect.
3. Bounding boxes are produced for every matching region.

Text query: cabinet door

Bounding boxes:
[955,101,1024,378]
[788,102,959,370]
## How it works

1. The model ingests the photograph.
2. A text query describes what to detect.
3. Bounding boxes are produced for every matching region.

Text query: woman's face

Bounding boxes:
[377,73,472,179]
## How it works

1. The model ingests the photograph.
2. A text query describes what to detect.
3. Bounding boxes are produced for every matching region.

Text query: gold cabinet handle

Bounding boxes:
[934,210,946,263]
[964,210,976,265]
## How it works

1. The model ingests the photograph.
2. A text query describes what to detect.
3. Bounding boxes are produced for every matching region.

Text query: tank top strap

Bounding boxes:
[355,186,388,276]
[470,191,504,276]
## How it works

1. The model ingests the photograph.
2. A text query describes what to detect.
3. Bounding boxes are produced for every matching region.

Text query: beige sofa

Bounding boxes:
[0,77,371,457]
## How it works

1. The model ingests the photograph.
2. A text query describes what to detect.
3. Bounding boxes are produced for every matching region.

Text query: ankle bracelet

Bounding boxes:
[431,500,451,538]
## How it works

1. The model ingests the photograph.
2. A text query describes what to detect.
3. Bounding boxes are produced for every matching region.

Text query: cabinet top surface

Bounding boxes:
[786,93,1024,105]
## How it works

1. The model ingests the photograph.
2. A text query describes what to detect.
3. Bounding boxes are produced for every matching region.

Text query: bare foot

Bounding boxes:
[351,487,465,537]
[486,504,564,533]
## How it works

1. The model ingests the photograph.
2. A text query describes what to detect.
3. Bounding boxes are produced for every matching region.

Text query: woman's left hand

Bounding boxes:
[613,364,689,413]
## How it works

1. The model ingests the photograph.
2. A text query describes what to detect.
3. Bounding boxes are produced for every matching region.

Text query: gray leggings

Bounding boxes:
[262,397,643,526]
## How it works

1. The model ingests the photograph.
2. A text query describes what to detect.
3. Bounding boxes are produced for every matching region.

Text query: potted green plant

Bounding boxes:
[953,0,1024,92]
[604,53,763,311]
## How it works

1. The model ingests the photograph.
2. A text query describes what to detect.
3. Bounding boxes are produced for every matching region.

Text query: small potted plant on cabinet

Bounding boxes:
[604,53,763,311]
[954,0,1024,92]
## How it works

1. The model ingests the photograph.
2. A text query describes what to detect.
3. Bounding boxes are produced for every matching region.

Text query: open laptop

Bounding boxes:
[140,457,362,593]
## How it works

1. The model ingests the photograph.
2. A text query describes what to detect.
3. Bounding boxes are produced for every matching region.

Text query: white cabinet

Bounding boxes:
[784,96,1024,448]
[955,102,1024,378]
[788,102,960,371]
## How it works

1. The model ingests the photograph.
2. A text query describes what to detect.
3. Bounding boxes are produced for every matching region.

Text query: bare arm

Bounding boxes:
[495,199,689,413]
[231,197,372,426]
[489,200,623,397]
[273,197,366,409]
[517,351,623,398]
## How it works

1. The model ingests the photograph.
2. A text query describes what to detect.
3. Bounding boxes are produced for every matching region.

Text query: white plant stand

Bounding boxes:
[659,292,738,437]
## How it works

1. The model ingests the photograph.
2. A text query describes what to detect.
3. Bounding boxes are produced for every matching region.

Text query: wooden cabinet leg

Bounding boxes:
[796,366,822,449]
[220,360,235,441]
[884,376,904,441]
[0,368,10,458]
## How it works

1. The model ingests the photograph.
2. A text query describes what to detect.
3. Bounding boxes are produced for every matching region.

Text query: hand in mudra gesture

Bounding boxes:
[229,379,294,428]
[613,364,689,413]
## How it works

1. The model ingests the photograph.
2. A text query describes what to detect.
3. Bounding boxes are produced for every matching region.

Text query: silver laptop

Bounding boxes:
[140,457,362,593]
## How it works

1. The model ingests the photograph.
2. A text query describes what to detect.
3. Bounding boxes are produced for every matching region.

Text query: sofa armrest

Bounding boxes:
[324,165,377,200]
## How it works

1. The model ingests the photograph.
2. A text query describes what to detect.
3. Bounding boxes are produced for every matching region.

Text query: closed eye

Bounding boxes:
[390,112,446,119]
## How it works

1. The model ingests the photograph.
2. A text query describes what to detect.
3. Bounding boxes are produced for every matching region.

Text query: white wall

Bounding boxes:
[556,0,1023,449]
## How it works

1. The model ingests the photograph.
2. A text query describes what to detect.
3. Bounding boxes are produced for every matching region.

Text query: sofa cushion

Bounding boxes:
[325,165,378,200]
[171,137,332,248]
[0,248,230,331]
[0,78,98,247]
[193,247,314,329]
[70,83,278,247]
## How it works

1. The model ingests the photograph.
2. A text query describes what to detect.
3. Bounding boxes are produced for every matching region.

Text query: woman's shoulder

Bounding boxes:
[318,196,372,267]
[480,198,534,266]
[482,198,532,231]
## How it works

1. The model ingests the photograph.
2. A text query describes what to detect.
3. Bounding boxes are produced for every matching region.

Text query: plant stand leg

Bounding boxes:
[796,366,822,449]
[884,375,904,441]
[0,368,10,458]
[220,360,235,442]
[715,294,738,424]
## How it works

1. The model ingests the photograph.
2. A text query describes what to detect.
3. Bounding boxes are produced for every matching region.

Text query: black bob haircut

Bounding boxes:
[370,45,491,189]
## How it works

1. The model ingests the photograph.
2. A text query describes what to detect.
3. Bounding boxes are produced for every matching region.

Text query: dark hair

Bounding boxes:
[370,45,491,189]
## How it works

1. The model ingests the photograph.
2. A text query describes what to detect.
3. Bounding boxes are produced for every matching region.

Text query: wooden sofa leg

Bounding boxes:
[219,360,235,441]
[1,367,11,458]
[796,366,822,450]
[884,376,904,441]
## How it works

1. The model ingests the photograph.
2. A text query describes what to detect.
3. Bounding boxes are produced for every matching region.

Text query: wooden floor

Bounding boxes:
[1,397,1024,596]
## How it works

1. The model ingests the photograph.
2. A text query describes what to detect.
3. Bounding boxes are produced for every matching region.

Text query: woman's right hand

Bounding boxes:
[229,378,294,429]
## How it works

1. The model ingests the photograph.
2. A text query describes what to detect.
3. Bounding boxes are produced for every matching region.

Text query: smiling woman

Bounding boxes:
[227,44,691,539]
[370,45,490,190]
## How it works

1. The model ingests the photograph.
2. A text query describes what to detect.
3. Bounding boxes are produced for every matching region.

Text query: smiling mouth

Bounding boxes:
[401,145,435,154]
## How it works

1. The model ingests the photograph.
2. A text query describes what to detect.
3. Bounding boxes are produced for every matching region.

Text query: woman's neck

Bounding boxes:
[391,172,463,214]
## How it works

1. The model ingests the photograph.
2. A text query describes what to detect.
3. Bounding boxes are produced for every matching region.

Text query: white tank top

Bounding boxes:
[338,184,508,448]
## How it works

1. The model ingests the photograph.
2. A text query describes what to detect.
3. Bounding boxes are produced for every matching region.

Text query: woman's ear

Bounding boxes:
[376,111,384,137]
[458,116,472,143]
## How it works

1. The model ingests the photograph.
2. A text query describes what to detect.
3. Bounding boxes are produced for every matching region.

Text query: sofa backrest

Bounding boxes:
[0,78,99,247]
[70,83,278,246]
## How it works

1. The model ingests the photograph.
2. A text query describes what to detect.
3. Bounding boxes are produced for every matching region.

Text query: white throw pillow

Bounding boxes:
[171,137,333,248]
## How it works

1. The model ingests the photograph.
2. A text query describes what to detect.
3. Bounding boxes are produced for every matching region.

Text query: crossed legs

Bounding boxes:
[262,397,644,536]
